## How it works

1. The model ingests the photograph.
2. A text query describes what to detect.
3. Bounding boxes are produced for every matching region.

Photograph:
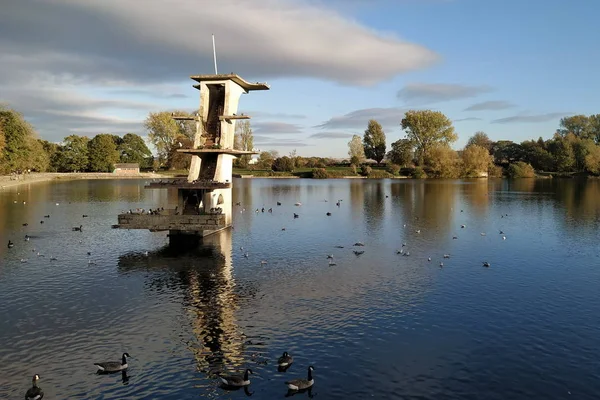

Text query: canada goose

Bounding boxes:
[44,215,50,218]
[94,352,130,373]
[326,255,333,259]
[285,366,314,391]
[40,220,44,224]
[353,250,364,256]
[277,202,282,206]
[415,229,421,234]
[82,215,89,218]
[72,225,83,232]
[8,240,14,248]
[353,242,364,247]
[293,213,299,218]
[278,352,293,367]
[220,368,252,387]
[482,261,491,267]
[25,235,30,241]
[326,212,331,216]
[397,249,404,254]
[403,251,410,256]
[453,236,458,240]
[499,230,504,234]
[22,223,28,226]
[25,374,43,400]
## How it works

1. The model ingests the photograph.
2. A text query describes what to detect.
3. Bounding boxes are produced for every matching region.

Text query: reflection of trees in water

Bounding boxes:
[389,181,457,234]
[349,181,365,221]
[362,181,385,232]
[232,179,254,230]
[460,179,490,217]
[117,230,256,376]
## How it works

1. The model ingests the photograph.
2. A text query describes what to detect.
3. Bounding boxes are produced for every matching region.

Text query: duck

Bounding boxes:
[94,352,130,373]
[285,366,314,391]
[326,212,331,216]
[277,202,282,206]
[482,261,491,267]
[461,224,466,228]
[219,368,253,387]
[22,223,28,227]
[82,215,89,218]
[428,257,432,261]
[353,242,364,247]
[278,352,294,367]
[25,235,30,241]
[7,240,14,249]
[326,255,334,259]
[72,225,83,232]
[443,254,450,259]
[40,220,44,224]
[294,202,302,206]
[293,213,299,219]
[44,215,50,218]
[25,374,44,400]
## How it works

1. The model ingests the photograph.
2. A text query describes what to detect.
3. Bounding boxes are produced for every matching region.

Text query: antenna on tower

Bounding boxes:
[212,34,218,75]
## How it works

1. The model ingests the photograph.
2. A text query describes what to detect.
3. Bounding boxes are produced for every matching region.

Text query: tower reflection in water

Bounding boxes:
[117,229,256,384]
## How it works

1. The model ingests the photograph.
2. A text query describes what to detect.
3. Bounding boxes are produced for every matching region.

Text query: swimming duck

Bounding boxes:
[22,223,28,226]
[278,352,294,367]
[94,352,130,373]
[8,240,14,248]
[285,366,314,391]
[482,261,491,267]
[326,212,331,216]
[277,202,282,206]
[220,368,253,387]
[25,374,43,400]
[72,225,83,232]
[293,213,299,218]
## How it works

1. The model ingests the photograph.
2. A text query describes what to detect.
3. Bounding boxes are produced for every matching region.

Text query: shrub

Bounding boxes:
[312,168,328,179]
[386,163,401,175]
[361,165,372,176]
[508,161,535,178]
[272,156,295,172]
[412,167,427,179]
[368,169,394,178]
[488,162,504,178]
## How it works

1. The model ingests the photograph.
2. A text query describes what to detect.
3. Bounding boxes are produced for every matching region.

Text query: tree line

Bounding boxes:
[347,111,600,178]
[0,107,153,173]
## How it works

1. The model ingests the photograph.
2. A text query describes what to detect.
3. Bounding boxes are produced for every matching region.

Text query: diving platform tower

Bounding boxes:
[117,74,269,238]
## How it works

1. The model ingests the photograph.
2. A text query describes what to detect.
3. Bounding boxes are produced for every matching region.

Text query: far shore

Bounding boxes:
[0,172,165,189]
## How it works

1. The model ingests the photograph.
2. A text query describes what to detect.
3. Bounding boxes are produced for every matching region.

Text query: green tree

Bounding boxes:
[461,144,492,177]
[557,115,593,140]
[39,139,60,172]
[88,134,119,172]
[363,120,386,164]
[55,135,89,172]
[255,151,276,170]
[166,135,193,170]
[386,138,414,167]
[272,156,294,172]
[347,134,366,164]
[491,140,524,165]
[467,131,493,152]
[145,111,194,165]
[401,110,457,165]
[118,133,152,167]
[521,140,553,171]
[508,161,535,178]
[0,107,40,173]
[234,120,253,168]
[547,134,575,172]
[589,114,600,144]
[584,145,600,174]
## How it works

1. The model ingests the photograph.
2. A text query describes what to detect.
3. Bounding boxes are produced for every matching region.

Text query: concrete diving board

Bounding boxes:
[177,148,258,156]
[190,74,270,91]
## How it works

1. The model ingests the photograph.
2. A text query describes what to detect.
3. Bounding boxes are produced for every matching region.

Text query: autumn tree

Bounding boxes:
[461,144,492,177]
[557,115,593,140]
[233,120,253,168]
[584,145,600,174]
[401,110,457,165]
[386,139,414,167]
[347,134,366,165]
[272,156,295,172]
[145,111,195,165]
[467,131,493,152]
[363,120,386,164]
[88,134,120,172]
[547,134,575,172]
[118,133,152,167]
[166,135,193,170]
[424,144,461,178]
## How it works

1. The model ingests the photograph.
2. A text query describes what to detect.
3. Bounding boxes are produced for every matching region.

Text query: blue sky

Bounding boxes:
[1,0,599,158]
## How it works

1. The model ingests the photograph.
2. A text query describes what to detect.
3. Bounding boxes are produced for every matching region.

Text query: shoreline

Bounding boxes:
[0,172,165,189]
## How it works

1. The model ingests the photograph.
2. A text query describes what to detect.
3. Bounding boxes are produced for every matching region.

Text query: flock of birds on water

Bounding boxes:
[235,198,508,269]
[22,351,313,399]
[6,189,511,398]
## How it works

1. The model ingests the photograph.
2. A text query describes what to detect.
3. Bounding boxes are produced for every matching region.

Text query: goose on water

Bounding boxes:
[25,374,44,400]
[220,368,253,387]
[72,225,83,232]
[278,351,294,367]
[285,366,314,391]
[482,261,491,267]
[94,352,130,373]
[8,240,14,248]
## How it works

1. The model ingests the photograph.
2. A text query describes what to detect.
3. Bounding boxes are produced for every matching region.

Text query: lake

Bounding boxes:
[1,178,600,399]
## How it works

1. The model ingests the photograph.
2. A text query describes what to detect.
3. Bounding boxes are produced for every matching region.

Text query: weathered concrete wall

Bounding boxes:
[118,214,226,231]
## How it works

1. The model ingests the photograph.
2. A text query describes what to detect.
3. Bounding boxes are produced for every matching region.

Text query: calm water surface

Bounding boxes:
[1,178,600,399]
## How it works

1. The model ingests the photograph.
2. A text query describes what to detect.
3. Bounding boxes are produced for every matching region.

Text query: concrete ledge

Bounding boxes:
[117,214,226,231]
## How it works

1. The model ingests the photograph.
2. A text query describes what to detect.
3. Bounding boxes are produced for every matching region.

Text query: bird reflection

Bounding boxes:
[278,364,292,373]
[121,370,129,385]
[219,384,254,396]
[285,386,314,398]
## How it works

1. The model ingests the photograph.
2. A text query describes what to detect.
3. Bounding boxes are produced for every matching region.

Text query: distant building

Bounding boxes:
[113,163,140,174]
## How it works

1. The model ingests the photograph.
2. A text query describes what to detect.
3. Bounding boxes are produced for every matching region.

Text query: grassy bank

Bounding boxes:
[0,172,164,189]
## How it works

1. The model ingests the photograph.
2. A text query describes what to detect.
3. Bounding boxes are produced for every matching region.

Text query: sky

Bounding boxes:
[1,0,599,158]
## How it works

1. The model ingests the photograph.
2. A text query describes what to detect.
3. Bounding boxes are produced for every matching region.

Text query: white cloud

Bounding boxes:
[491,112,571,124]
[317,107,409,129]
[397,83,493,104]
[464,100,516,111]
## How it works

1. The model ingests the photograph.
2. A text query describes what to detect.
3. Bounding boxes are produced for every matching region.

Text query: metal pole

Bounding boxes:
[212,34,218,74]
